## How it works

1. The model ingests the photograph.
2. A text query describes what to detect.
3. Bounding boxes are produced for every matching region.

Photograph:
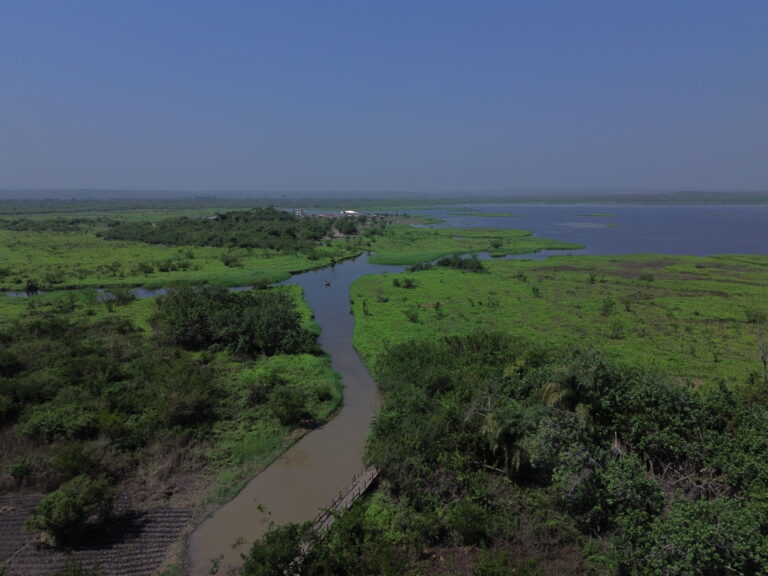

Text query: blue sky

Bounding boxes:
[1,1,766,192]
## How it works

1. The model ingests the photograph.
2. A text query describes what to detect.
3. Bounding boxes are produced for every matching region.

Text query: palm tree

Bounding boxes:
[472,384,542,478]
[540,357,602,435]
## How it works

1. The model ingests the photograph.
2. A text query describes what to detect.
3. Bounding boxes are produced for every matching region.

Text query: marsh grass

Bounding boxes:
[352,254,768,386]
[206,353,342,504]
[0,228,360,291]
[367,226,581,265]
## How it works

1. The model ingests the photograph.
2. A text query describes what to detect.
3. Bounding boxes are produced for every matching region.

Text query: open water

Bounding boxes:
[408,203,768,256]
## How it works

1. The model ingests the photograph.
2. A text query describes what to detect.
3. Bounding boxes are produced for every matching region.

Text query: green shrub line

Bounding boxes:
[0,282,342,548]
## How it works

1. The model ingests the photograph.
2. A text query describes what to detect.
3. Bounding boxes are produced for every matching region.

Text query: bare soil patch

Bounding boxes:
[1,495,190,576]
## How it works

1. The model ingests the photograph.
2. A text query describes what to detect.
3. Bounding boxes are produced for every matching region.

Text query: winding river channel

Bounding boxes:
[185,256,405,576]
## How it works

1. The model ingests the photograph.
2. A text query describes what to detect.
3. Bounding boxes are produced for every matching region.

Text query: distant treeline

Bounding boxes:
[0,217,101,232]
[100,207,367,252]
[2,190,767,218]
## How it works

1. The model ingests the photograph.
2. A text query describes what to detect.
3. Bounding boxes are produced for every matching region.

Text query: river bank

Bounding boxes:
[184,256,405,575]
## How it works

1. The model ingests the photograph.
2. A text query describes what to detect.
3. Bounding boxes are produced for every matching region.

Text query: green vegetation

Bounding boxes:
[0,228,337,291]
[101,207,332,252]
[153,285,319,357]
[4,198,767,574]
[246,329,768,575]
[352,254,768,385]
[366,225,581,265]
[243,252,768,575]
[0,208,386,292]
[0,284,340,546]
[25,474,114,546]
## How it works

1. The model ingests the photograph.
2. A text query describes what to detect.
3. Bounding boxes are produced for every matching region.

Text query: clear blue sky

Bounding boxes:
[1,1,766,192]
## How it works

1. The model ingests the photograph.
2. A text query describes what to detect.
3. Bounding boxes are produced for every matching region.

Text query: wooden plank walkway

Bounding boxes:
[287,467,379,574]
[311,466,379,533]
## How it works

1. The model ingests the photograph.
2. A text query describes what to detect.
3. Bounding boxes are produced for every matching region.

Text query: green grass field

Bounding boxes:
[351,254,768,387]
[366,225,581,264]
[0,228,359,291]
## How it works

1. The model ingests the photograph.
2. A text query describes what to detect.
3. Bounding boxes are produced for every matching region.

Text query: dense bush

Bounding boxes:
[637,498,768,575]
[100,207,371,254]
[436,253,486,272]
[18,388,100,441]
[152,285,318,357]
[336,333,768,573]
[25,474,114,546]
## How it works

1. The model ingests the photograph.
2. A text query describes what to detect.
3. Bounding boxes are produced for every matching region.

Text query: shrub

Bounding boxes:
[745,308,767,324]
[403,308,421,323]
[242,522,317,576]
[601,297,617,316]
[270,385,313,427]
[437,254,486,272]
[248,371,289,406]
[0,349,24,377]
[447,499,490,545]
[153,285,317,357]
[10,457,36,484]
[18,388,100,442]
[25,474,113,546]
[24,278,40,295]
[221,253,243,267]
[133,261,154,275]
[104,286,135,306]
[635,498,768,575]
[53,444,99,480]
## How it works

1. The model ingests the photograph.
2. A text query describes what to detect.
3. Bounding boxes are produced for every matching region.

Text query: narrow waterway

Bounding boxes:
[185,255,404,576]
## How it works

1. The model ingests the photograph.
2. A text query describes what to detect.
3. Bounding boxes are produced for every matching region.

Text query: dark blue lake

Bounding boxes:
[408,204,768,256]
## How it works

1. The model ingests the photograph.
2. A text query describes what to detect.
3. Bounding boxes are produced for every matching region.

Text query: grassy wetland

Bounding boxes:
[0,208,371,293]
[240,223,768,575]
[2,199,768,576]
[352,254,768,387]
[365,225,581,265]
[263,252,768,576]
[0,202,377,575]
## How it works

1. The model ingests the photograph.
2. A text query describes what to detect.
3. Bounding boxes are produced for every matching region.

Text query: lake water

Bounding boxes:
[408,204,768,256]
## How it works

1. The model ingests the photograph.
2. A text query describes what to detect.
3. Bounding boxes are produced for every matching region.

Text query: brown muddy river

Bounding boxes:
[185,256,404,576]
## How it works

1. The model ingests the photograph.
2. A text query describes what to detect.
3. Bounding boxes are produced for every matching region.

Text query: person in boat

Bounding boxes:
[325,280,331,287]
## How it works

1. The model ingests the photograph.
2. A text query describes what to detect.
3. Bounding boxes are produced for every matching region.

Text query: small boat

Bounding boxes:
[324,280,331,287]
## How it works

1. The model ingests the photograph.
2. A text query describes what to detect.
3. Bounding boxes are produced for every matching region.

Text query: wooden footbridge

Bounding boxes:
[287,467,379,574]
[311,466,379,533]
